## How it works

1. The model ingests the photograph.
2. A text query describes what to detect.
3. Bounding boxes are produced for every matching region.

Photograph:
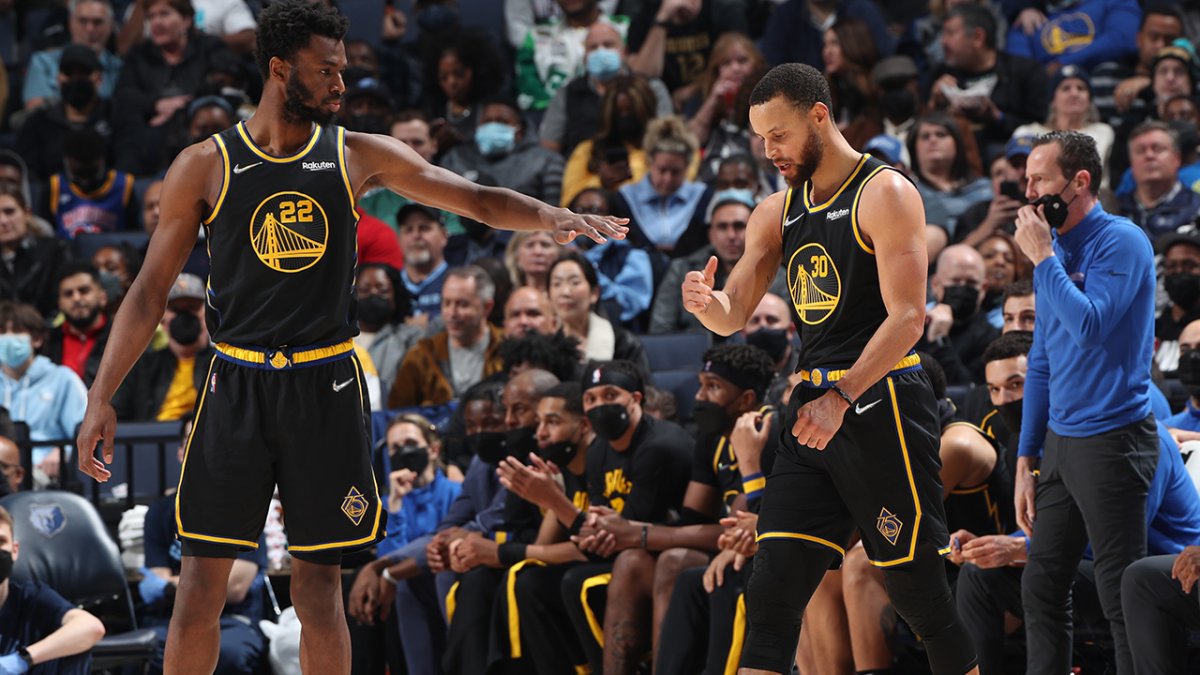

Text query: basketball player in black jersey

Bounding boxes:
[682,64,979,675]
[74,2,626,674]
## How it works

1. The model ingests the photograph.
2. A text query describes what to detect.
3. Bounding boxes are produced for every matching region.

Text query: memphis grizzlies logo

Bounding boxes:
[249,191,329,273]
[29,503,67,538]
[787,242,841,325]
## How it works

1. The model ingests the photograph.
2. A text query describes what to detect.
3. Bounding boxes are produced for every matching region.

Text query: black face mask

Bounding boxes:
[537,439,580,467]
[941,285,979,323]
[168,312,202,345]
[746,327,789,363]
[390,442,430,475]
[1032,187,1075,231]
[505,426,539,458]
[996,399,1023,438]
[357,295,392,328]
[0,549,12,585]
[586,403,631,441]
[1165,273,1200,311]
[880,87,917,122]
[61,77,96,109]
[468,431,508,464]
[1177,350,1200,398]
[693,399,734,437]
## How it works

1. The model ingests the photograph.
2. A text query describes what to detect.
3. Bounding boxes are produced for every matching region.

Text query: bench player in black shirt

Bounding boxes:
[74,2,627,674]
[682,63,979,675]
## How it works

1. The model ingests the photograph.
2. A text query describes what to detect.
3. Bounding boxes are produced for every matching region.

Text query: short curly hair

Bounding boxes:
[256,0,349,80]
[702,344,776,400]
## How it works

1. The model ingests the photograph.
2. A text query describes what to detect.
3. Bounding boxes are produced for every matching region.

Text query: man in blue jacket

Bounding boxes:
[1005,0,1140,72]
[1013,130,1158,675]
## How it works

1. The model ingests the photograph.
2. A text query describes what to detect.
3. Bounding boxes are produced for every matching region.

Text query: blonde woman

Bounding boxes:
[503,230,557,292]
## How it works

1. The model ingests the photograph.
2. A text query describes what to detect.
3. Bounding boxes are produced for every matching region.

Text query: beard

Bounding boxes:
[283,70,338,126]
[783,128,824,189]
[65,304,102,330]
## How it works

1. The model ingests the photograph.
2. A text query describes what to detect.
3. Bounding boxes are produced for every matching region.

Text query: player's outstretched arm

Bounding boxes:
[681,190,784,336]
[346,132,627,245]
[78,143,210,482]
[833,171,928,402]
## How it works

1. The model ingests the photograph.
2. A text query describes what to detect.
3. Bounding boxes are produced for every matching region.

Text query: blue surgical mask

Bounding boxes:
[0,334,32,370]
[586,48,622,81]
[475,122,517,157]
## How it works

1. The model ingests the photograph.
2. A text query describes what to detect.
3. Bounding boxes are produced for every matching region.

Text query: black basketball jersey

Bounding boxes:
[943,422,1015,537]
[780,154,900,370]
[203,122,359,348]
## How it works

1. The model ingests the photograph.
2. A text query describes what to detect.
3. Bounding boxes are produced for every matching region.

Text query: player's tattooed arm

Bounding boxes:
[345,132,628,245]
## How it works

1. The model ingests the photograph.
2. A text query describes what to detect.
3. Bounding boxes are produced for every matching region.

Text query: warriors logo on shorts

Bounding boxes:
[787,243,841,325]
[341,486,369,526]
[876,507,903,546]
[249,191,329,273]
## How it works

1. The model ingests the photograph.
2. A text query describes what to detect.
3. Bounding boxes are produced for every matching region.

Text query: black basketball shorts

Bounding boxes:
[175,341,385,559]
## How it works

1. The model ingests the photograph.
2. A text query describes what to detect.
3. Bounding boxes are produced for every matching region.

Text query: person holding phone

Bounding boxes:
[954,135,1034,248]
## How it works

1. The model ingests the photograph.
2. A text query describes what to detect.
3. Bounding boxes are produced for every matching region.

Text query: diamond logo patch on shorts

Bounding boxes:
[341,486,369,526]
[876,507,903,546]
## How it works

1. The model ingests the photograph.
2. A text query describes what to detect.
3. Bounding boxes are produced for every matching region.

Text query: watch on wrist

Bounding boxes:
[17,647,32,668]
[381,567,398,586]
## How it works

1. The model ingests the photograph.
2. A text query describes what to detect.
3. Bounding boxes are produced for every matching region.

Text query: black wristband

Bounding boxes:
[568,511,587,536]
[17,647,32,668]
[497,542,529,567]
[830,383,855,406]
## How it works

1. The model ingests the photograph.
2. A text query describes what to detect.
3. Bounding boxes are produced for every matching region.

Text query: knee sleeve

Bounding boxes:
[882,552,978,675]
[740,541,836,673]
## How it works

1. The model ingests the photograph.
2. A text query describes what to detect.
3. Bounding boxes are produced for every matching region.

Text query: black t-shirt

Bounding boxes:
[144,494,266,620]
[586,415,693,523]
[0,580,74,654]
[691,406,778,512]
[626,1,748,92]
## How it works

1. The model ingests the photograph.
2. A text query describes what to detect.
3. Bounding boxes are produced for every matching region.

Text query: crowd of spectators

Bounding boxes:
[3,0,1200,672]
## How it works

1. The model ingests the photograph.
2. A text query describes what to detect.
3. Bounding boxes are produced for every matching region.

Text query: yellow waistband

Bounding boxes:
[214,339,354,369]
[797,354,922,386]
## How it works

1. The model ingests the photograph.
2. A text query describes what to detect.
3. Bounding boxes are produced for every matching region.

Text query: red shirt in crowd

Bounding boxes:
[60,314,108,379]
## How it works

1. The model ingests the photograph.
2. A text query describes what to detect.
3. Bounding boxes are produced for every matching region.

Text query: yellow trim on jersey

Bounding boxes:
[446,581,460,624]
[122,173,135,206]
[949,483,991,495]
[506,559,548,657]
[868,377,924,568]
[798,354,921,386]
[49,175,60,216]
[352,345,378,376]
[204,135,231,225]
[68,169,117,200]
[756,531,846,557]
[337,127,361,221]
[175,357,260,549]
[723,593,747,675]
[780,187,795,236]
[849,162,890,255]
[236,121,322,163]
[945,420,989,437]
[803,153,869,212]
[214,339,354,367]
[979,409,999,439]
[580,573,612,647]
[711,436,728,476]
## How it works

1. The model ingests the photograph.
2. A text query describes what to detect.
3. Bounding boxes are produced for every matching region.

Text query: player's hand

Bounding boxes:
[544,207,628,245]
[961,535,1027,569]
[593,511,640,552]
[1015,204,1055,264]
[348,564,382,624]
[925,303,954,343]
[1114,76,1150,112]
[929,74,958,108]
[792,390,849,451]
[703,549,739,592]
[138,567,170,605]
[451,533,500,572]
[497,455,563,508]
[946,529,976,565]
[982,194,1023,232]
[77,398,116,482]
[1172,545,1200,593]
[1014,457,1038,538]
[376,576,397,620]
[718,511,759,557]
[730,411,770,474]
[682,256,718,315]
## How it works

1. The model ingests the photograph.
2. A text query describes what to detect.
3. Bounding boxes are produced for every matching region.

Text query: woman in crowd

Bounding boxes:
[548,250,648,371]
[423,37,505,157]
[975,230,1030,325]
[353,263,423,399]
[504,231,557,293]
[0,183,66,318]
[616,116,707,257]
[823,18,881,149]
[683,32,769,181]
[1013,66,1115,184]
[562,75,662,206]
[570,188,654,328]
[908,112,992,256]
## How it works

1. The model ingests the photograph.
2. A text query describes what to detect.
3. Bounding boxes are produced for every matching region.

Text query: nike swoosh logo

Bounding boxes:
[855,399,882,415]
[332,379,353,392]
[783,214,803,229]
[233,162,262,174]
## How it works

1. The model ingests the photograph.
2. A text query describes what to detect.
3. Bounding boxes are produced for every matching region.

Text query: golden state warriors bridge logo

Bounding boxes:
[250,191,328,273]
[787,243,841,325]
